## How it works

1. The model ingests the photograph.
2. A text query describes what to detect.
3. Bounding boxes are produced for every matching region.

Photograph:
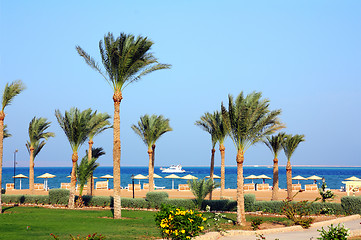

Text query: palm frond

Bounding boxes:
[282,134,305,161]
[264,132,286,158]
[86,147,105,159]
[3,124,11,139]
[1,80,26,111]
[188,178,219,208]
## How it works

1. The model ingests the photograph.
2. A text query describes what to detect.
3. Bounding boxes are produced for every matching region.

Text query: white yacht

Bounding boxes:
[160,164,186,173]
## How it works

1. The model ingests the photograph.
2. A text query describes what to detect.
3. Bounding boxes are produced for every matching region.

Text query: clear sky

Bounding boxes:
[1,1,360,168]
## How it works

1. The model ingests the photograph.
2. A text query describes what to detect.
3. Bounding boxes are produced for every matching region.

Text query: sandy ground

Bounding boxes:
[5,188,361,203]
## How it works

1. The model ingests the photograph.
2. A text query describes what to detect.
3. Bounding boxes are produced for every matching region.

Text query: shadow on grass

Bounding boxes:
[2,205,17,213]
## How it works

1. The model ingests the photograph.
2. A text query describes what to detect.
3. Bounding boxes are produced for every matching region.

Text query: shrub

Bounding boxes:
[244,194,256,212]
[164,199,196,209]
[254,201,284,214]
[146,191,169,208]
[84,196,112,207]
[23,195,49,205]
[122,198,149,209]
[49,189,70,205]
[251,218,263,230]
[317,223,350,240]
[282,199,314,229]
[51,233,106,240]
[1,194,24,204]
[341,196,361,215]
[155,204,206,240]
[201,194,255,212]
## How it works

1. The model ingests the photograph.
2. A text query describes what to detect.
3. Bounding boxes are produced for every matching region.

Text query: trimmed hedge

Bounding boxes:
[254,201,284,214]
[2,194,25,204]
[201,194,256,212]
[49,189,70,205]
[341,196,361,215]
[146,191,169,209]
[23,195,49,205]
[164,199,196,209]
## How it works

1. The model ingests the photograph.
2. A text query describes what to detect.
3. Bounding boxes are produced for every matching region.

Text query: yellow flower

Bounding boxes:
[198,226,204,231]
[186,237,191,239]
[181,229,185,234]
[188,218,194,222]
[202,217,207,221]
[165,229,169,234]
[174,230,179,236]
[190,210,194,215]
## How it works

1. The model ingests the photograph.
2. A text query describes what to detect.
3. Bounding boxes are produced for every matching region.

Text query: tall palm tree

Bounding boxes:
[26,117,55,192]
[3,125,11,139]
[212,111,228,198]
[221,91,284,225]
[282,134,305,200]
[55,107,96,209]
[131,114,172,191]
[87,113,111,196]
[76,32,171,219]
[195,112,218,200]
[0,80,25,214]
[264,133,286,201]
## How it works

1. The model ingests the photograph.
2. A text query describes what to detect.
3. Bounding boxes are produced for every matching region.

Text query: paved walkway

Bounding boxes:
[195,215,361,240]
[220,218,361,240]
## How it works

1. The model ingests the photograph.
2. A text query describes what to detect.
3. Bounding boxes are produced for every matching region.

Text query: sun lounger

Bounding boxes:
[34,183,45,190]
[143,183,149,190]
[178,184,190,191]
[304,184,318,191]
[155,186,165,190]
[96,181,108,190]
[257,184,270,191]
[127,184,141,191]
[6,183,14,191]
[292,184,302,191]
[61,183,71,189]
[243,183,255,191]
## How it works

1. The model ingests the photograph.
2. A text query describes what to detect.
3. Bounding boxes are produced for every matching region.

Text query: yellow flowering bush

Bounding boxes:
[155,204,206,240]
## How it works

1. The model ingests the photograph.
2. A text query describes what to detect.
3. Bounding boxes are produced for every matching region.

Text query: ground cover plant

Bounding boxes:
[0,206,160,240]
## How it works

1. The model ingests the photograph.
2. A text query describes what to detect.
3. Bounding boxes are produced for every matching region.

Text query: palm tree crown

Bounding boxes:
[3,125,11,139]
[264,132,286,158]
[55,108,96,151]
[1,80,26,112]
[195,112,218,149]
[131,114,172,148]
[221,92,284,151]
[26,117,55,158]
[88,113,112,140]
[282,134,305,160]
[76,32,171,92]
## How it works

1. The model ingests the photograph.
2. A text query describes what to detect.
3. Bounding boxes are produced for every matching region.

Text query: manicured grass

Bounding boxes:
[0,206,161,240]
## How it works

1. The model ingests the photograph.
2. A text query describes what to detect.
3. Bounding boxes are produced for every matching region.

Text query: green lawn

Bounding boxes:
[0,206,161,240]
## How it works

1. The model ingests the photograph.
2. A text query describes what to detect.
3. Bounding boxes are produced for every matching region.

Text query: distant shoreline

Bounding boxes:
[6,165,361,168]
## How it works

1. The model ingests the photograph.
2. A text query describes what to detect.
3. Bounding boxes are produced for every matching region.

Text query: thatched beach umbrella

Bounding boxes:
[205,174,221,179]
[133,174,148,184]
[307,175,322,184]
[12,174,28,190]
[344,176,361,181]
[292,175,307,184]
[100,174,113,182]
[181,174,198,180]
[245,175,258,183]
[165,174,181,189]
[257,174,271,184]
[37,173,56,190]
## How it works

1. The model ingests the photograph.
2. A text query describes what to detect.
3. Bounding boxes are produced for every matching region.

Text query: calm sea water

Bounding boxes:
[2,166,361,190]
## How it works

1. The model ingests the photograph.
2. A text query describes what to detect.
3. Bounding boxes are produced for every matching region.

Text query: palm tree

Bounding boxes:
[131,114,172,191]
[282,134,305,200]
[87,113,111,196]
[26,117,55,192]
[264,133,286,201]
[221,91,284,225]
[195,112,218,200]
[76,32,171,219]
[0,80,25,213]
[188,178,220,209]
[76,155,99,207]
[212,111,228,198]
[3,125,11,139]
[55,107,96,209]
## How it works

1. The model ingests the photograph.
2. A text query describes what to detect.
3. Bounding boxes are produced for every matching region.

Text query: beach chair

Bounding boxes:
[127,184,141,191]
[143,183,149,190]
[61,183,71,189]
[155,186,166,190]
[257,184,270,191]
[243,183,255,191]
[6,183,14,191]
[304,184,318,191]
[178,184,190,191]
[95,181,108,190]
[292,184,302,191]
[76,184,87,191]
[34,183,45,190]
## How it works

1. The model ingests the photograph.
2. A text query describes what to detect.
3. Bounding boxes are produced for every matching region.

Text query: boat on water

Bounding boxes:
[160,165,186,173]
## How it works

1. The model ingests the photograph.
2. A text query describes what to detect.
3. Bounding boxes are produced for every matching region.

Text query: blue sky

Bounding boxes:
[1,1,360,167]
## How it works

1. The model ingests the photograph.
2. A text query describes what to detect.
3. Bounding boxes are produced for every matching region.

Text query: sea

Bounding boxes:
[2,166,361,190]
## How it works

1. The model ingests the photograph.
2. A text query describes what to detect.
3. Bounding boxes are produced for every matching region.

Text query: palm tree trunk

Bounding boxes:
[0,112,4,214]
[87,139,93,196]
[29,147,35,193]
[148,147,154,191]
[113,91,122,219]
[209,148,215,200]
[236,149,246,226]
[286,160,292,200]
[271,157,279,201]
[220,144,225,198]
[68,151,78,209]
